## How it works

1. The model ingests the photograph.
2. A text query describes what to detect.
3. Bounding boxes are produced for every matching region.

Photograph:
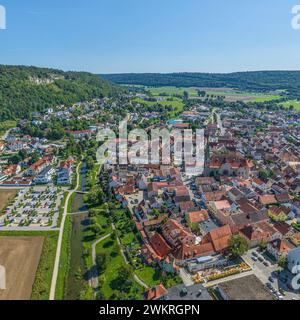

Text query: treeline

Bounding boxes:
[0,65,122,121]
[101,71,300,97]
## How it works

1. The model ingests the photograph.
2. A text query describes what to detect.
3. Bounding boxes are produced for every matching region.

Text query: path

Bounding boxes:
[90,233,112,289]
[49,162,81,300]
[112,223,149,289]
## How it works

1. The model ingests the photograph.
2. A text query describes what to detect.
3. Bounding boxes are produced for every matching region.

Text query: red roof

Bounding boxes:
[145,284,168,300]
[150,232,172,258]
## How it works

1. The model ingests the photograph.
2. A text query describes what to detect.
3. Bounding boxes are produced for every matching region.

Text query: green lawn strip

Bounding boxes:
[55,215,72,300]
[95,235,143,300]
[0,230,59,300]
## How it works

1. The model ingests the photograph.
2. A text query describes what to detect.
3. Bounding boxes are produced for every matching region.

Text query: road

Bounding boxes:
[216,113,225,135]
[49,162,81,300]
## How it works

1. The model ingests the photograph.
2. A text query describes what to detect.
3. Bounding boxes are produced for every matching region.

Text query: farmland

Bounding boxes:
[0,189,18,212]
[138,86,281,103]
[0,236,44,300]
[278,100,300,111]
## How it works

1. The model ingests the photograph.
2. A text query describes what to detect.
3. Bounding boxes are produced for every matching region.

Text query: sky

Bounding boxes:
[0,0,300,73]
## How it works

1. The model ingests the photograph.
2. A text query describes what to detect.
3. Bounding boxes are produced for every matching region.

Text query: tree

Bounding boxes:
[259,240,268,252]
[183,91,189,101]
[96,253,108,274]
[278,256,287,269]
[229,234,249,257]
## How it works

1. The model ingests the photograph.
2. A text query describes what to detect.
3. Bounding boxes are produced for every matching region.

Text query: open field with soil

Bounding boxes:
[0,189,18,212]
[0,236,44,300]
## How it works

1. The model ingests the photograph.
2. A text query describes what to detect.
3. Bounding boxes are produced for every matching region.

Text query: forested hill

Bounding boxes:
[101,71,300,97]
[0,65,121,121]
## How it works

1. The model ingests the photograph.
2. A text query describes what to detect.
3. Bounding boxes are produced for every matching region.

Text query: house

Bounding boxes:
[143,283,212,301]
[252,178,268,191]
[267,239,293,261]
[259,195,278,206]
[206,153,253,178]
[186,210,209,225]
[27,156,54,176]
[57,159,74,185]
[34,166,55,184]
[240,221,282,247]
[66,130,92,139]
[268,206,290,222]
[290,233,300,247]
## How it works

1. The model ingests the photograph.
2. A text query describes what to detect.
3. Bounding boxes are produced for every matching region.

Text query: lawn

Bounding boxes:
[55,215,72,300]
[96,235,143,300]
[0,120,17,136]
[279,100,300,111]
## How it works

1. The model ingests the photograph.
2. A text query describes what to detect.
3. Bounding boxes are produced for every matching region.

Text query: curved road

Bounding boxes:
[49,162,81,300]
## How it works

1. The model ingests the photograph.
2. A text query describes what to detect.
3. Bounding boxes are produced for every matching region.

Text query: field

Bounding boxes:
[0,189,18,212]
[278,100,300,111]
[0,236,44,300]
[0,120,17,137]
[141,86,281,103]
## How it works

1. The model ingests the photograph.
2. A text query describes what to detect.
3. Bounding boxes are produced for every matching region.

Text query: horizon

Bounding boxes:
[1,1,300,73]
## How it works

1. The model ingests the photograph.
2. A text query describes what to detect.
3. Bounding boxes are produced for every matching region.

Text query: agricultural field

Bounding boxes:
[0,236,44,300]
[140,86,281,103]
[0,189,18,212]
[278,100,300,111]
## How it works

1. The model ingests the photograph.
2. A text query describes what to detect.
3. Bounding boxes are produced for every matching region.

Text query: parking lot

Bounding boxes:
[0,186,64,230]
[243,248,299,300]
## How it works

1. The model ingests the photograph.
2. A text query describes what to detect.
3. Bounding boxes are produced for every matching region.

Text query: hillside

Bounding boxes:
[0,65,121,121]
[101,71,300,97]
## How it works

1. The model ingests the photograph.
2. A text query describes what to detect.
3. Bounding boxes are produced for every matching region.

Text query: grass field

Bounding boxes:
[0,189,18,212]
[140,86,281,103]
[279,100,300,111]
[96,234,143,300]
[0,120,17,137]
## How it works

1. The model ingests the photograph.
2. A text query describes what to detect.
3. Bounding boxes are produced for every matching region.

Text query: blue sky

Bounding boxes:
[0,0,300,73]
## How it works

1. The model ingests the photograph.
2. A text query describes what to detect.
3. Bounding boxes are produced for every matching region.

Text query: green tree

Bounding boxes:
[229,234,249,257]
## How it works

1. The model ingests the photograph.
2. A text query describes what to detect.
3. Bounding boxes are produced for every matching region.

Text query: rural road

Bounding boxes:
[49,162,81,300]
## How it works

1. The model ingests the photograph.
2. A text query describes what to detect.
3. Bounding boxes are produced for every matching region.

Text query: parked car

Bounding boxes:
[258,256,264,262]
[268,276,274,283]
[252,257,258,262]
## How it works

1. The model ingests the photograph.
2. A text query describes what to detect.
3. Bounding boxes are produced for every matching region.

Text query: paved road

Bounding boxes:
[49,162,81,300]
[90,233,112,290]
